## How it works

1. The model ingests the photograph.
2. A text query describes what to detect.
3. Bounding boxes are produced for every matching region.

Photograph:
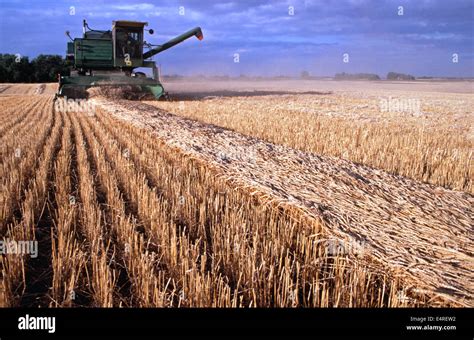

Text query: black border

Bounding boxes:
[0,308,472,339]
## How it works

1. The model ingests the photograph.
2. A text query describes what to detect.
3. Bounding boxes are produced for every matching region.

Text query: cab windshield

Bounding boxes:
[115,27,142,59]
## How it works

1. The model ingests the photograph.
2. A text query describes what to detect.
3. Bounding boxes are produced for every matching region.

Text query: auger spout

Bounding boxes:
[143,27,203,59]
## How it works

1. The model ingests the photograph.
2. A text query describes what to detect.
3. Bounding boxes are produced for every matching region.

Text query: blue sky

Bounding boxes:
[0,0,473,77]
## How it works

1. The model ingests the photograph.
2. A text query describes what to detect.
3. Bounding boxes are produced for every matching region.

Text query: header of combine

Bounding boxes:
[59,20,203,99]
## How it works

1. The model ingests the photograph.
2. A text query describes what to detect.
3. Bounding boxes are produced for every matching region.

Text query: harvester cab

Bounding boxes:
[59,20,203,99]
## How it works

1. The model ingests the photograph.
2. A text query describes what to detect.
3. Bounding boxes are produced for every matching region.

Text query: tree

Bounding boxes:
[0,54,14,82]
[31,55,69,82]
[386,72,415,81]
[300,70,310,79]
[334,72,380,80]
[0,54,68,83]
[11,56,34,82]
[0,54,35,82]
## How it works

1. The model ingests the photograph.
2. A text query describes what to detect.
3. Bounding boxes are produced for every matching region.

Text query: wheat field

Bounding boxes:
[0,81,472,307]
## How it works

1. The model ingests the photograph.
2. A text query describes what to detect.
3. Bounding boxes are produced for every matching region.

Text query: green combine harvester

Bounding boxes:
[58,20,203,99]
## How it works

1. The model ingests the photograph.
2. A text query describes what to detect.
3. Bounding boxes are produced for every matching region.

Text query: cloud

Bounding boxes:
[213,2,236,10]
[112,3,155,11]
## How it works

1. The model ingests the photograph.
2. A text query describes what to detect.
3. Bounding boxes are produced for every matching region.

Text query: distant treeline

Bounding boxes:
[0,55,456,83]
[0,54,69,83]
[334,72,416,81]
[334,72,381,80]
[386,72,416,80]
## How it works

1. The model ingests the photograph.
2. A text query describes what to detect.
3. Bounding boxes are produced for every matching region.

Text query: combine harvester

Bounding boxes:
[58,20,203,99]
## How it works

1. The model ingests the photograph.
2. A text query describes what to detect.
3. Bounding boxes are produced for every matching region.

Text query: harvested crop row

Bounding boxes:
[69,109,116,307]
[88,111,236,307]
[0,97,51,161]
[0,95,20,111]
[1,96,62,307]
[50,108,86,307]
[0,95,37,119]
[78,112,170,307]
[0,97,42,137]
[0,97,54,233]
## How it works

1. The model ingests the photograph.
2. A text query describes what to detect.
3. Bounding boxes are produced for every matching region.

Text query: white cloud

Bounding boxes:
[112,3,155,11]
[214,2,236,10]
